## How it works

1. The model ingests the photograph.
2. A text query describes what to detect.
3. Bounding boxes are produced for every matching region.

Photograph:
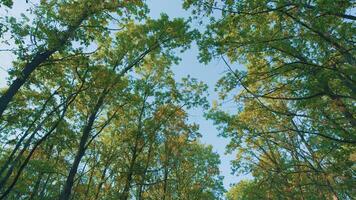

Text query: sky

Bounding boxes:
[0,0,248,189]
[146,0,247,189]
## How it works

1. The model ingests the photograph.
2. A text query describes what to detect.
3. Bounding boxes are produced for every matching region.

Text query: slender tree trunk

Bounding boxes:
[84,159,96,199]
[94,158,111,200]
[39,174,51,199]
[59,113,98,200]
[292,120,339,199]
[120,148,138,200]
[0,89,78,191]
[137,143,154,200]
[0,117,49,190]
[71,156,91,200]
[59,91,105,200]
[162,142,170,200]
[39,149,62,199]
[0,79,87,196]
[121,97,147,200]
[59,43,155,199]
[0,89,58,177]
[0,109,66,199]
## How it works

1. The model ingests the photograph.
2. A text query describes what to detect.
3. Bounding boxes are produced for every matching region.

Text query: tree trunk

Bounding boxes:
[0,10,89,118]
[94,158,111,200]
[0,51,55,117]
[59,90,105,200]
[59,110,99,200]
[137,142,154,200]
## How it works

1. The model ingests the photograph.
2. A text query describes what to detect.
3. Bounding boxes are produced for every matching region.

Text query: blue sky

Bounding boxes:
[0,0,247,189]
[146,0,243,189]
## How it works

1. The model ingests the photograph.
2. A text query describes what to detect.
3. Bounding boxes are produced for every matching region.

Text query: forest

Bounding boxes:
[0,0,354,199]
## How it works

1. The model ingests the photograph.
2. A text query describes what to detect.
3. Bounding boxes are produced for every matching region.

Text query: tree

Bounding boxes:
[0,2,226,199]
[185,0,355,199]
[0,0,146,117]
[226,180,267,200]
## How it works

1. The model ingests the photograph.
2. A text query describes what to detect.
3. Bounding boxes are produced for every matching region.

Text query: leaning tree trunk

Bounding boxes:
[59,92,104,200]
[0,10,89,118]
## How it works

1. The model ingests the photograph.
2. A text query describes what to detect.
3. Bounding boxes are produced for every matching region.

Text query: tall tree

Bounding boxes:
[0,0,146,117]
[185,0,355,199]
[0,2,226,199]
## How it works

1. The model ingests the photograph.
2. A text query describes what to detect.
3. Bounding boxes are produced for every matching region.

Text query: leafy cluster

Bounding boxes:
[1,0,355,199]
[0,1,224,199]
[185,0,355,199]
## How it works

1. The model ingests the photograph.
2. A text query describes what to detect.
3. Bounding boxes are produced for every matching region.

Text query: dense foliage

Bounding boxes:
[0,0,355,199]
[185,0,355,199]
[0,1,225,199]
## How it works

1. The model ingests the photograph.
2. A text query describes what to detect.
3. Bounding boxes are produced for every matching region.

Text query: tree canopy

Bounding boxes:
[185,0,355,199]
[0,0,355,199]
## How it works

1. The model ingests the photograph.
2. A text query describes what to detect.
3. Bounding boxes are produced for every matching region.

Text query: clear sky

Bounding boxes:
[0,0,246,189]
[146,0,245,189]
